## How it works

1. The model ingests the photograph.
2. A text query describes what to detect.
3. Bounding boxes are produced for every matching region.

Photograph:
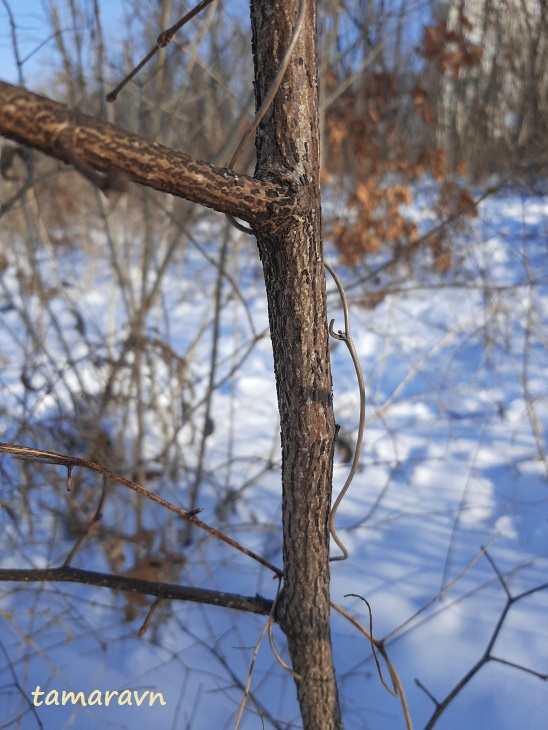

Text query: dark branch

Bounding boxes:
[0,80,293,226]
[0,566,274,616]
[421,556,548,730]
[107,0,217,102]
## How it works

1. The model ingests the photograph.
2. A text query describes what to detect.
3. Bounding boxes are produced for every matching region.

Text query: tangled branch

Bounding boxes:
[0,442,282,576]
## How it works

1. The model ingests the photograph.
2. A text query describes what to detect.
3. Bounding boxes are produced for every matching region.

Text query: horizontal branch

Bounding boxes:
[0,566,274,616]
[0,441,282,576]
[0,80,292,226]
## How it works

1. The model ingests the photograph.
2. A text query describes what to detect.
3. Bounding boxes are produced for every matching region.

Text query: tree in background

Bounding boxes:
[425,0,547,180]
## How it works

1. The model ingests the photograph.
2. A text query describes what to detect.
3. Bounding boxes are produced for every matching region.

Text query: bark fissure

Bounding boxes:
[0,81,294,226]
[251,1,342,726]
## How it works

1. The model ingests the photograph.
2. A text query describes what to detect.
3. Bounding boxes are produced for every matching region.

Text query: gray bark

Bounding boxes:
[251,1,343,727]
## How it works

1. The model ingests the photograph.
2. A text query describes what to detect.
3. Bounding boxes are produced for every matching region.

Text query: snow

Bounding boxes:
[0,184,546,729]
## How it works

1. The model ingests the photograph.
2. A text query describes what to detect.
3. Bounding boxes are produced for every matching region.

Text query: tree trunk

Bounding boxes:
[250,1,342,727]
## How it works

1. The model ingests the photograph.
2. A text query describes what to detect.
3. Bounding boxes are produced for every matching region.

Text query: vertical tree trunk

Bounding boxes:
[250,1,343,727]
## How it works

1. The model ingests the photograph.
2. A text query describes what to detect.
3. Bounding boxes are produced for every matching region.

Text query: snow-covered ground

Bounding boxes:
[0,184,546,729]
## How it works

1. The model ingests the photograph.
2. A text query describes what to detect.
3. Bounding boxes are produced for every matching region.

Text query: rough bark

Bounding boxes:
[0,81,293,226]
[251,1,342,727]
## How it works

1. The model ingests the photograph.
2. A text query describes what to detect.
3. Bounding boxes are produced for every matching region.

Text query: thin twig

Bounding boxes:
[1,0,25,86]
[106,0,217,102]
[344,594,395,696]
[330,600,413,730]
[268,581,302,680]
[383,535,499,642]
[138,598,162,636]
[181,624,283,729]
[321,42,383,109]
[324,261,366,561]
[421,549,548,730]
[0,639,44,729]
[0,441,282,576]
[234,579,283,730]
[62,476,108,567]
[182,225,229,544]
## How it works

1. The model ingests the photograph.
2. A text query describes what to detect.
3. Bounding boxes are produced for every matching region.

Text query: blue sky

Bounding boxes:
[0,0,432,89]
[0,0,123,86]
[0,1,45,84]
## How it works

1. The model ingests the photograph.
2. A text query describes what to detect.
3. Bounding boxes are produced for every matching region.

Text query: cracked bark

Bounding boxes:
[251,1,342,727]
[0,80,294,225]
